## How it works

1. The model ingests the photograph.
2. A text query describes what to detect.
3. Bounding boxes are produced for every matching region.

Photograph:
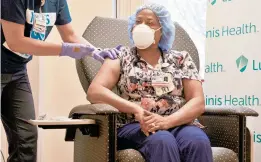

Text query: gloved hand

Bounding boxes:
[60,43,122,63]
[92,45,122,63]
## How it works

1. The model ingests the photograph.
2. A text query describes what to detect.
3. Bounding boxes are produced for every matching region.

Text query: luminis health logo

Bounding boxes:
[209,0,217,5]
[236,55,248,72]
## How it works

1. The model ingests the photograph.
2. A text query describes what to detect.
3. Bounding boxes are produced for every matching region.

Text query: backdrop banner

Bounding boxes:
[205,0,261,161]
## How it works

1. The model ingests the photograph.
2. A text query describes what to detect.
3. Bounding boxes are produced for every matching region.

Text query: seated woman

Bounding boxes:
[87,3,213,162]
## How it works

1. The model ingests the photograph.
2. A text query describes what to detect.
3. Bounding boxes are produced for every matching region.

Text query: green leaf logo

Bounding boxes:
[210,0,217,5]
[236,55,248,72]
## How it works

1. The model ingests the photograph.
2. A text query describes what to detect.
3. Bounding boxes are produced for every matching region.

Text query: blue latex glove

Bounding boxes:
[60,43,122,62]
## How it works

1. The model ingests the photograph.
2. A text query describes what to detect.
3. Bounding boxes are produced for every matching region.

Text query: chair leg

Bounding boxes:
[247,128,253,162]
[108,115,117,162]
[239,116,247,162]
[73,115,112,162]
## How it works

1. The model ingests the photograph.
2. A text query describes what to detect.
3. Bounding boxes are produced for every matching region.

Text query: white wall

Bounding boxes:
[38,0,114,162]
[117,0,145,19]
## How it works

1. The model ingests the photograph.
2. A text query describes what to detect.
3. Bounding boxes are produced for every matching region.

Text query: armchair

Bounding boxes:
[65,17,258,162]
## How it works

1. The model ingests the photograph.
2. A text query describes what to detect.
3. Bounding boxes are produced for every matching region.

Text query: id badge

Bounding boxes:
[33,14,46,35]
[152,73,175,96]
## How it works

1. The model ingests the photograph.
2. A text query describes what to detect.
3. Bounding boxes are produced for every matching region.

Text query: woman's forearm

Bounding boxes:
[87,83,142,114]
[166,97,205,128]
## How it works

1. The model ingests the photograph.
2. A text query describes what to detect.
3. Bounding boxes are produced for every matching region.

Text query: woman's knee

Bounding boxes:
[187,138,211,151]
[175,126,210,142]
[140,131,181,161]
[180,138,213,162]
[145,130,175,146]
[174,126,212,152]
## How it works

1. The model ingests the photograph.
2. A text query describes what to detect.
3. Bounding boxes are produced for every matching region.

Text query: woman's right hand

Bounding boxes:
[134,109,150,136]
[134,108,144,122]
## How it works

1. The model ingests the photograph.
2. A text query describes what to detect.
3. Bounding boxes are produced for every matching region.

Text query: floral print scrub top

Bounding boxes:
[116,46,202,127]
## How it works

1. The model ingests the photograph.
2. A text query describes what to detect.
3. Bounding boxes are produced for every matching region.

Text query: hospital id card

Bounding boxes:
[152,73,175,96]
[33,14,46,35]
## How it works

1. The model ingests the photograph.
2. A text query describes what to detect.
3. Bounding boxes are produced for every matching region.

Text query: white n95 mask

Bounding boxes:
[132,24,161,49]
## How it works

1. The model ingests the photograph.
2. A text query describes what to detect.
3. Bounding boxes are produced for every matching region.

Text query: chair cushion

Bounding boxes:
[117,147,238,162]
[117,149,145,162]
[212,147,238,162]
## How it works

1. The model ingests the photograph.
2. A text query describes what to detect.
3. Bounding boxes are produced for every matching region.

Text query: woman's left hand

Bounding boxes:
[143,110,170,133]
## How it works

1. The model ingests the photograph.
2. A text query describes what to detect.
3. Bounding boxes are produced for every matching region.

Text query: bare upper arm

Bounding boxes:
[91,58,121,90]
[182,79,204,101]
[1,19,25,49]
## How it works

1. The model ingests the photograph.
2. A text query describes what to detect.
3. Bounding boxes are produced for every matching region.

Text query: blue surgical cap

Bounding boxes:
[128,3,175,52]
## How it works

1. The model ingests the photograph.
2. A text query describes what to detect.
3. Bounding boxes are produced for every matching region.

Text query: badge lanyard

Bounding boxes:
[32,0,46,40]
[9,0,46,59]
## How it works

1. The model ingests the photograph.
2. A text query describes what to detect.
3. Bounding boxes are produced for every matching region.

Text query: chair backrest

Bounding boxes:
[76,16,199,94]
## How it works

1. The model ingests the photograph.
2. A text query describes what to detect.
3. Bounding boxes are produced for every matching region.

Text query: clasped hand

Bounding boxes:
[135,110,170,136]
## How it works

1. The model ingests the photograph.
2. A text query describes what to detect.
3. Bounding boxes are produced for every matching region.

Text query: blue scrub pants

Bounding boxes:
[117,122,213,162]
